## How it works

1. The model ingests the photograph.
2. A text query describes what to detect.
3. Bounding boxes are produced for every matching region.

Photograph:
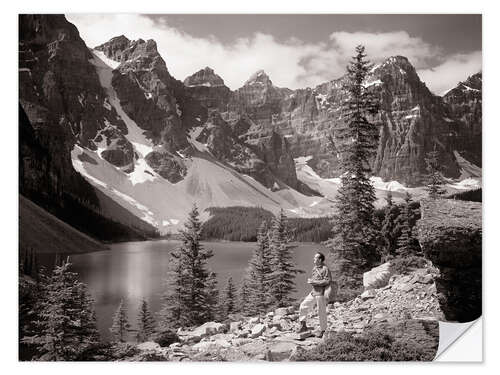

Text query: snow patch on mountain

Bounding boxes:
[453,150,482,179]
[90,50,154,160]
[363,79,382,88]
[188,127,210,153]
[92,50,120,70]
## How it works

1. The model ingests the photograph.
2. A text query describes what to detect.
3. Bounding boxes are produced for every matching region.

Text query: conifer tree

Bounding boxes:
[205,271,220,321]
[380,191,401,260]
[326,45,381,294]
[238,277,250,314]
[395,192,421,257]
[22,259,100,360]
[425,149,446,199]
[269,209,303,308]
[110,299,131,343]
[245,221,273,314]
[158,204,217,328]
[157,248,188,329]
[222,277,237,317]
[136,299,155,343]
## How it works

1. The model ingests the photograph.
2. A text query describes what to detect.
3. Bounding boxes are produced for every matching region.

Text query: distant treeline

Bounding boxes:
[201,206,331,242]
[447,188,482,202]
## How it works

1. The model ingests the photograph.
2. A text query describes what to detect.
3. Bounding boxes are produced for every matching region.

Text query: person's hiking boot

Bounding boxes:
[315,330,325,338]
[296,321,309,333]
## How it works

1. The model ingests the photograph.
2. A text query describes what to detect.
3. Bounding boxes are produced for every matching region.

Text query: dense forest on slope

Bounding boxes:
[447,188,482,202]
[201,206,332,242]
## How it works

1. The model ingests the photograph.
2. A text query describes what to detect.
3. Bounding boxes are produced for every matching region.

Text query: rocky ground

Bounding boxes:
[132,265,442,361]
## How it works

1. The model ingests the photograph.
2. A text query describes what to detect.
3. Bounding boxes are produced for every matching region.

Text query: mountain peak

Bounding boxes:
[109,35,130,44]
[94,35,131,52]
[184,66,226,88]
[443,71,482,97]
[244,70,272,86]
[377,55,415,71]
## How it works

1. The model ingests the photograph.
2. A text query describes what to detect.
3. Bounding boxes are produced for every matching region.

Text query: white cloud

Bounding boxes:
[418,51,482,95]
[330,31,442,68]
[67,14,480,94]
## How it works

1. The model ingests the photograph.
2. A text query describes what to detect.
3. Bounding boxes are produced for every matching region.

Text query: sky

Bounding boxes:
[66,14,482,95]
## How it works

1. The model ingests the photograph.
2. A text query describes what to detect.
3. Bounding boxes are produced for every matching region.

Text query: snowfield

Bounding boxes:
[294,156,481,207]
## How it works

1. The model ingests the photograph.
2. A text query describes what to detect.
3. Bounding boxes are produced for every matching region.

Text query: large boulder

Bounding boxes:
[417,199,481,322]
[250,323,266,338]
[186,321,227,342]
[363,262,394,290]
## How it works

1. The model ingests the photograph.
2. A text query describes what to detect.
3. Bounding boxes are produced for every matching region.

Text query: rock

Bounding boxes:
[136,341,161,351]
[190,321,226,339]
[213,339,232,348]
[248,317,260,324]
[363,262,394,290]
[418,274,434,284]
[192,341,217,352]
[240,341,269,357]
[443,72,482,167]
[294,331,313,340]
[268,326,279,335]
[229,321,241,332]
[394,283,415,292]
[373,313,388,322]
[250,323,266,338]
[417,199,482,322]
[231,338,253,346]
[360,289,377,300]
[267,342,297,361]
[236,331,249,338]
[144,151,187,183]
[274,307,289,317]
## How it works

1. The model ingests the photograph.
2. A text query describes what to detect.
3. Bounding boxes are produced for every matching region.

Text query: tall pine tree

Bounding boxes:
[157,247,188,329]
[245,221,273,314]
[326,45,380,294]
[22,259,100,360]
[110,299,131,343]
[136,299,155,343]
[158,204,217,328]
[205,271,220,322]
[269,210,303,308]
[425,149,446,199]
[222,277,237,318]
[238,276,251,315]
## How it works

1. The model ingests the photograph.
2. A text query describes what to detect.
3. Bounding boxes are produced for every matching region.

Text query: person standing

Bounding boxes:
[297,251,331,338]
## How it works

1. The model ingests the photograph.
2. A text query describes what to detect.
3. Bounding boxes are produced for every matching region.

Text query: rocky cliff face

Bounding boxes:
[19,15,159,238]
[443,72,482,168]
[182,57,481,187]
[19,15,106,209]
[240,56,477,186]
[417,199,482,322]
[184,67,231,111]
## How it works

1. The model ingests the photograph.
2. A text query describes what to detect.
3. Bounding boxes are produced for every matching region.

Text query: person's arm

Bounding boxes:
[309,267,331,286]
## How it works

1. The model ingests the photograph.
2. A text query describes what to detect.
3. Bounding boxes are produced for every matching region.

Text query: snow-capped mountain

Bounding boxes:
[19,15,481,235]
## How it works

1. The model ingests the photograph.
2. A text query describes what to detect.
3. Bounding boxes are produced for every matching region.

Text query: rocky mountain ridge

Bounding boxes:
[19,15,482,234]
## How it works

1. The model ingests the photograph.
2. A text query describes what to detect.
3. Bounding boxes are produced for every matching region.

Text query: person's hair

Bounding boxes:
[316,251,325,262]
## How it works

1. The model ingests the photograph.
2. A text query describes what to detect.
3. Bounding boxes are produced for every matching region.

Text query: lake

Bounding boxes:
[39,240,327,340]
